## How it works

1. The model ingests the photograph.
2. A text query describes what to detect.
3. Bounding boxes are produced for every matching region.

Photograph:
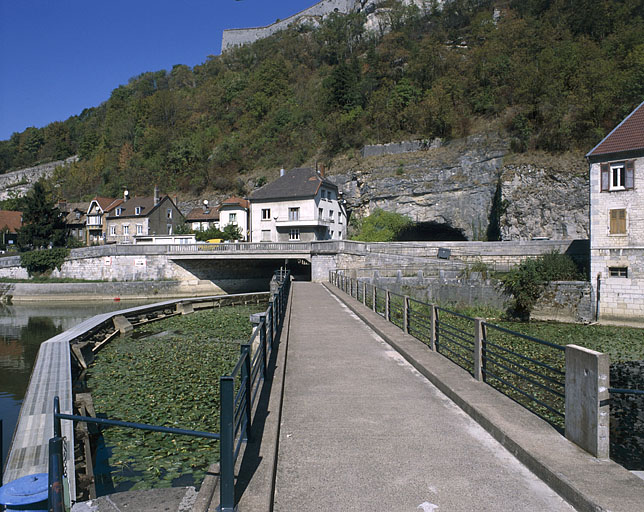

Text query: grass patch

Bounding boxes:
[87,304,266,493]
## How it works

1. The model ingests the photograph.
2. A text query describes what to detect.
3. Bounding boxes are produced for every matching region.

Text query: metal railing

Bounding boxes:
[330,270,566,431]
[48,271,291,512]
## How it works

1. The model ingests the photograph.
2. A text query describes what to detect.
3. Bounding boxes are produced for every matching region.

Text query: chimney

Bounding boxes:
[123,190,129,202]
[319,163,325,178]
[154,185,159,205]
[203,199,209,213]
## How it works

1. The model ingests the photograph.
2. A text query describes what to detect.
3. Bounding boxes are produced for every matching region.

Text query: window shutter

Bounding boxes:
[600,163,610,191]
[610,209,627,234]
[625,160,635,189]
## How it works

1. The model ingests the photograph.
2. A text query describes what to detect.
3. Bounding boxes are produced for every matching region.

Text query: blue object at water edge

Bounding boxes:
[0,473,49,511]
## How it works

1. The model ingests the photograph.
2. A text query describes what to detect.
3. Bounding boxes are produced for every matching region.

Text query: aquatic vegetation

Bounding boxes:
[87,304,265,492]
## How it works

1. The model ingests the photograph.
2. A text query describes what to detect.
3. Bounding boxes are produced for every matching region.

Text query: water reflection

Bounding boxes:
[0,300,155,473]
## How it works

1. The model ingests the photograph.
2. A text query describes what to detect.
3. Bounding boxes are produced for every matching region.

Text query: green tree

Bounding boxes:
[350,209,412,242]
[17,181,67,248]
[222,223,243,241]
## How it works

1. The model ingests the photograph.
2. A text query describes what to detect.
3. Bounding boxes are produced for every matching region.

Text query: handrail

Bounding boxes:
[329,269,566,430]
[48,270,291,512]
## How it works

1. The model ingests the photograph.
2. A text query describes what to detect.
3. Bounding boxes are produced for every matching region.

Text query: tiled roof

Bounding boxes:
[186,207,220,221]
[250,168,337,201]
[0,210,22,233]
[220,196,249,209]
[105,195,172,218]
[587,100,644,157]
[93,197,121,211]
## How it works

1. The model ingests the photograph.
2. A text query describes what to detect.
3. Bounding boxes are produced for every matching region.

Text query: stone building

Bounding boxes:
[185,201,220,232]
[249,167,346,243]
[104,189,184,244]
[587,99,644,324]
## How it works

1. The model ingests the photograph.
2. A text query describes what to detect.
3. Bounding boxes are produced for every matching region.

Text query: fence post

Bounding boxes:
[385,290,390,321]
[54,395,61,438]
[372,285,377,312]
[473,318,484,381]
[260,319,267,379]
[429,305,437,351]
[362,281,366,306]
[565,345,610,458]
[241,344,252,442]
[220,376,235,512]
[403,296,409,334]
[48,436,65,512]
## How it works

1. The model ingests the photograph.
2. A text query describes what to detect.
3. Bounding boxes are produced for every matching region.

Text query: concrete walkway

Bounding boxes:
[273,282,573,511]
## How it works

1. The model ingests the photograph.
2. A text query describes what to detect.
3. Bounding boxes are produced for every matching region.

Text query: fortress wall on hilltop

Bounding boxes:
[221,0,357,51]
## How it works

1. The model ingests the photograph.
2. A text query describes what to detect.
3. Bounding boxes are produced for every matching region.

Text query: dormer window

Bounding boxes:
[135,206,142,215]
[115,207,123,216]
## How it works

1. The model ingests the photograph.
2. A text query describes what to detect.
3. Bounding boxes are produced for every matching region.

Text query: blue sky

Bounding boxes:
[0,0,317,140]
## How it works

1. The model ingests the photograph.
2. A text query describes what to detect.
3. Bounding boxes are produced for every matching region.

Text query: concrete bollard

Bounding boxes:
[565,344,610,458]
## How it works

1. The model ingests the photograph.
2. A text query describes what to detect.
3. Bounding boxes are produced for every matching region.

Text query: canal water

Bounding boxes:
[0,300,153,474]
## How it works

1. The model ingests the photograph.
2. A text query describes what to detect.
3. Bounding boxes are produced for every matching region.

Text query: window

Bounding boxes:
[338,231,342,238]
[321,190,326,200]
[136,224,143,235]
[338,212,342,224]
[167,208,173,219]
[229,213,237,224]
[319,207,323,219]
[123,225,129,235]
[115,207,122,216]
[262,208,271,220]
[609,267,628,278]
[609,209,626,234]
[288,207,300,221]
[261,230,271,242]
[328,191,334,200]
[289,229,300,240]
[109,225,116,236]
[135,206,142,215]
[167,224,173,235]
[601,161,634,191]
[329,210,334,222]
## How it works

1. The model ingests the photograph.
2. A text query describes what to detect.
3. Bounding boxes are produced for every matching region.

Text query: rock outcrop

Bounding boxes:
[327,135,589,242]
[499,165,589,240]
[0,156,78,201]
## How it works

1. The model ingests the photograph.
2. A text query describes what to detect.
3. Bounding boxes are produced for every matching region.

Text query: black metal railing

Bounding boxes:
[49,271,291,512]
[329,270,566,430]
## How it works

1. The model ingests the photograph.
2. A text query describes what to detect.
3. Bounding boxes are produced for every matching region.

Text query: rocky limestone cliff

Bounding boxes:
[327,135,589,241]
[499,164,589,240]
[0,156,78,201]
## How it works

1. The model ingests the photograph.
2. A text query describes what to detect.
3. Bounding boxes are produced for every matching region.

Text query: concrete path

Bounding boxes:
[273,282,573,511]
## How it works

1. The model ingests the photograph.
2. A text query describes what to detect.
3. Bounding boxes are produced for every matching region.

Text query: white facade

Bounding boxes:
[250,186,346,243]
[589,156,644,324]
[219,205,249,241]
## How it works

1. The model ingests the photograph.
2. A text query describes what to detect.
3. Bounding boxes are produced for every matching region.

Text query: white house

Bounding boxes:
[219,196,250,241]
[249,167,346,243]
[587,99,644,324]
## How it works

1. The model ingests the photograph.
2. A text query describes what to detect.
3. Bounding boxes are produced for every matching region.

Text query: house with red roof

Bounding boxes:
[0,210,22,248]
[86,196,122,244]
[185,200,220,232]
[586,99,644,324]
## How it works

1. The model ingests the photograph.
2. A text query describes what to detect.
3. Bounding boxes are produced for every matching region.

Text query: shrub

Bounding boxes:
[350,209,412,242]
[501,251,583,319]
[20,247,70,277]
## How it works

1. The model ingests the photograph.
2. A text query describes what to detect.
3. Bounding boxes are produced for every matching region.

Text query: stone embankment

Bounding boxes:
[0,156,78,201]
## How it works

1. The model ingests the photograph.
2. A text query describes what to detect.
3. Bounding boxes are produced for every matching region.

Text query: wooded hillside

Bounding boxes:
[1,0,642,200]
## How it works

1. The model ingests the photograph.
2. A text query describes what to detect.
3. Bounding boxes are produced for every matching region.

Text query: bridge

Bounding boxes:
[221,281,643,512]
